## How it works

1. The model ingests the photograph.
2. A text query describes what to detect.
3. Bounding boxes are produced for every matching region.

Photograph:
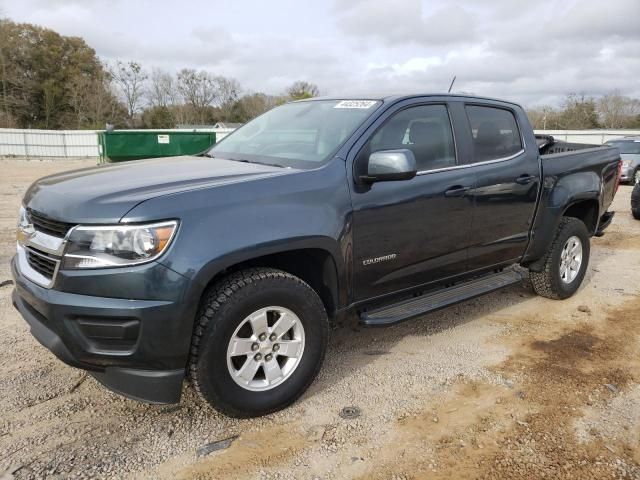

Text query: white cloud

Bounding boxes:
[2,0,640,106]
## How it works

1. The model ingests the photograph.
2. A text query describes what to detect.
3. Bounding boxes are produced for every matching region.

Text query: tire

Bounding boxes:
[632,183,640,220]
[189,268,328,418]
[530,217,590,300]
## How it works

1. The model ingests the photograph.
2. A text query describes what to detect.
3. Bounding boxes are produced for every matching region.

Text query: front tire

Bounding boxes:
[189,268,328,418]
[530,217,590,300]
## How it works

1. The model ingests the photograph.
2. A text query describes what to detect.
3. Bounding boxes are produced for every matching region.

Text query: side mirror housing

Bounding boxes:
[361,149,417,183]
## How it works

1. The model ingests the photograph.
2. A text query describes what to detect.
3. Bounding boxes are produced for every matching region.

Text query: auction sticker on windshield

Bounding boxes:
[334,100,378,109]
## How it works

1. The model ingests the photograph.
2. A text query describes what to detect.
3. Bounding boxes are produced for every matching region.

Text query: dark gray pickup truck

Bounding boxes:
[12,94,621,417]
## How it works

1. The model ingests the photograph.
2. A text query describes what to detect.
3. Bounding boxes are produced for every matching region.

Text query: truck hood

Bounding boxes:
[23,156,293,224]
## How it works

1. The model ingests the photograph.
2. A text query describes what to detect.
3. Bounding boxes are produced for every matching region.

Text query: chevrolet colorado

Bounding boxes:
[12,94,621,417]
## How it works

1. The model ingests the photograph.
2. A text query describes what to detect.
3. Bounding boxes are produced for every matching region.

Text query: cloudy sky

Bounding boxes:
[2,0,639,107]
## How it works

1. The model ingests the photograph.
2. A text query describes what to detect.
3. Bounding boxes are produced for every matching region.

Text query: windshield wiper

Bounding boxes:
[204,155,287,168]
[230,158,286,168]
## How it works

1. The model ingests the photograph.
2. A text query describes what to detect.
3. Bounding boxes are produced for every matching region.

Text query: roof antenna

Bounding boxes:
[447,76,456,93]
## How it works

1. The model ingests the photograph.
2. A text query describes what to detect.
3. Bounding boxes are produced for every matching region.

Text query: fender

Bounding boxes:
[522,170,601,269]
[122,158,354,332]
[183,235,346,312]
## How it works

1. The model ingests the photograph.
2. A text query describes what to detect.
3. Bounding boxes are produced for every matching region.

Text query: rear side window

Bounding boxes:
[466,106,523,162]
[364,104,456,172]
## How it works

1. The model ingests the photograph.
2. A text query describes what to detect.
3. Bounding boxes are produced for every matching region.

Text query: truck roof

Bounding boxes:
[300,93,523,108]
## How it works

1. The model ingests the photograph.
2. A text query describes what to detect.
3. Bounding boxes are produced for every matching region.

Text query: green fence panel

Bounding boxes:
[98,131,216,162]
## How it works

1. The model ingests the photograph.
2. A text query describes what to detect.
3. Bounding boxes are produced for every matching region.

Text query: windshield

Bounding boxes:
[607,141,640,155]
[208,99,382,169]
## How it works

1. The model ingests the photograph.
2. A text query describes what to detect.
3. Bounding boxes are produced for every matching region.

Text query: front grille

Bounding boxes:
[27,209,75,238]
[26,248,58,279]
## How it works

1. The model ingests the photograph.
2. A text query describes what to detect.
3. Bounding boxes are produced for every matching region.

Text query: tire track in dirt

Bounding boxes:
[355,297,640,480]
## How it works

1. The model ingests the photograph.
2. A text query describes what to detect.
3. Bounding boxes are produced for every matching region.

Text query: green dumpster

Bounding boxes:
[98,130,216,162]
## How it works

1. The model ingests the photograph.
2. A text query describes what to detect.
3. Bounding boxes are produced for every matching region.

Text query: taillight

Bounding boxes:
[614,160,622,194]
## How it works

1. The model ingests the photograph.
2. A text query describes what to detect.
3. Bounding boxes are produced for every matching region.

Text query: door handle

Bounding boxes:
[515,174,536,185]
[444,185,471,197]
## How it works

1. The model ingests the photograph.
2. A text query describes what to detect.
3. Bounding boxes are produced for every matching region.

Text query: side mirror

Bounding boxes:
[361,149,417,183]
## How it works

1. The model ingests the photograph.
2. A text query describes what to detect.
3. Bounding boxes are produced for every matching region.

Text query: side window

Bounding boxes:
[361,104,456,172]
[465,105,523,162]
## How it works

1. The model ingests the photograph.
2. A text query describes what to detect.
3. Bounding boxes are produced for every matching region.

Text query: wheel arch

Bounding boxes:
[186,240,345,322]
[523,195,600,272]
[562,198,600,235]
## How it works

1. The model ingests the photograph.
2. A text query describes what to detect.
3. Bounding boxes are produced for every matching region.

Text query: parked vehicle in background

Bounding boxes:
[12,94,621,418]
[632,182,640,220]
[605,137,640,184]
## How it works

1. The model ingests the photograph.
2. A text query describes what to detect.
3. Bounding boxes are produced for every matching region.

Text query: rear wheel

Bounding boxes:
[633,183,640,220]
[530,217,590,300]
[189,268,328,418]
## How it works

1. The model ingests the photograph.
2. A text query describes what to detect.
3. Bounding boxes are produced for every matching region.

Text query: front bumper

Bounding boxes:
[11,256,194,404]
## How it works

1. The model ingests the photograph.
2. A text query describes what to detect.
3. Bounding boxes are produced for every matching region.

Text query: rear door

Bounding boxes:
[461,104,541,271]
[348,100,476,301]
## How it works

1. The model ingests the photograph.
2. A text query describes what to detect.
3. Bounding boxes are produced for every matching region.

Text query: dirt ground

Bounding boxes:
[0,158,639,480]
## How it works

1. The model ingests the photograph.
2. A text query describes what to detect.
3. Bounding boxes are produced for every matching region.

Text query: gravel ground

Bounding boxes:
[0,158,639,479]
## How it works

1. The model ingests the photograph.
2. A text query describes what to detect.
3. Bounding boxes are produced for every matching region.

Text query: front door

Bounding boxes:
[349,103,476,301]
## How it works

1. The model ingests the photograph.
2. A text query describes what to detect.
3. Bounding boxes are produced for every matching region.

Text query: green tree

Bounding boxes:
[229,92,286,122]
[286,81,319,100]
[141,105,174,128]
[558,93,600,129]
[0,19,122,129]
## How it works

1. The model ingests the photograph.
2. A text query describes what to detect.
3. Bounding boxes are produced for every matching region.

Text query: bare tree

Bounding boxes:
[148,68,177,108]
[215,76,241,117]
[527,106,562,130]
[177,69,218,123]
[286,81,319,100]
[68,68,125,128]
[598,90,640,128]
[0,17,10,127]
[111,61,147,123]
[0,16,15,128]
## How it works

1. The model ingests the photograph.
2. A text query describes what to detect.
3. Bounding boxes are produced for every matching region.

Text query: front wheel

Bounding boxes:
[189,268,328,418]
[530,217,590,300]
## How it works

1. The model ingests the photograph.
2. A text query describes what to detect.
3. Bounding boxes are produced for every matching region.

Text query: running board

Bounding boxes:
[359,269,524,327]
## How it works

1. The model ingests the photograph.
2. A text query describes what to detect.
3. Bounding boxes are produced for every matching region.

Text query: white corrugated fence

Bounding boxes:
[0,129,101,158]
[0,127,236,159]
[533,129,640,144]
[1,128,639,159]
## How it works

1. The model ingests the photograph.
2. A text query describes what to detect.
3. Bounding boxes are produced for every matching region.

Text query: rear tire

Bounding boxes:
[530,217,590,300]
[189,268,328,418]
[632,183,640,220]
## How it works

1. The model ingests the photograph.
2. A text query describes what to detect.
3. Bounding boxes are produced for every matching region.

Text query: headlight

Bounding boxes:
[16,206,32,244]
[623,160,632,167]
[17,206,29,228]
[62,221,178,269]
